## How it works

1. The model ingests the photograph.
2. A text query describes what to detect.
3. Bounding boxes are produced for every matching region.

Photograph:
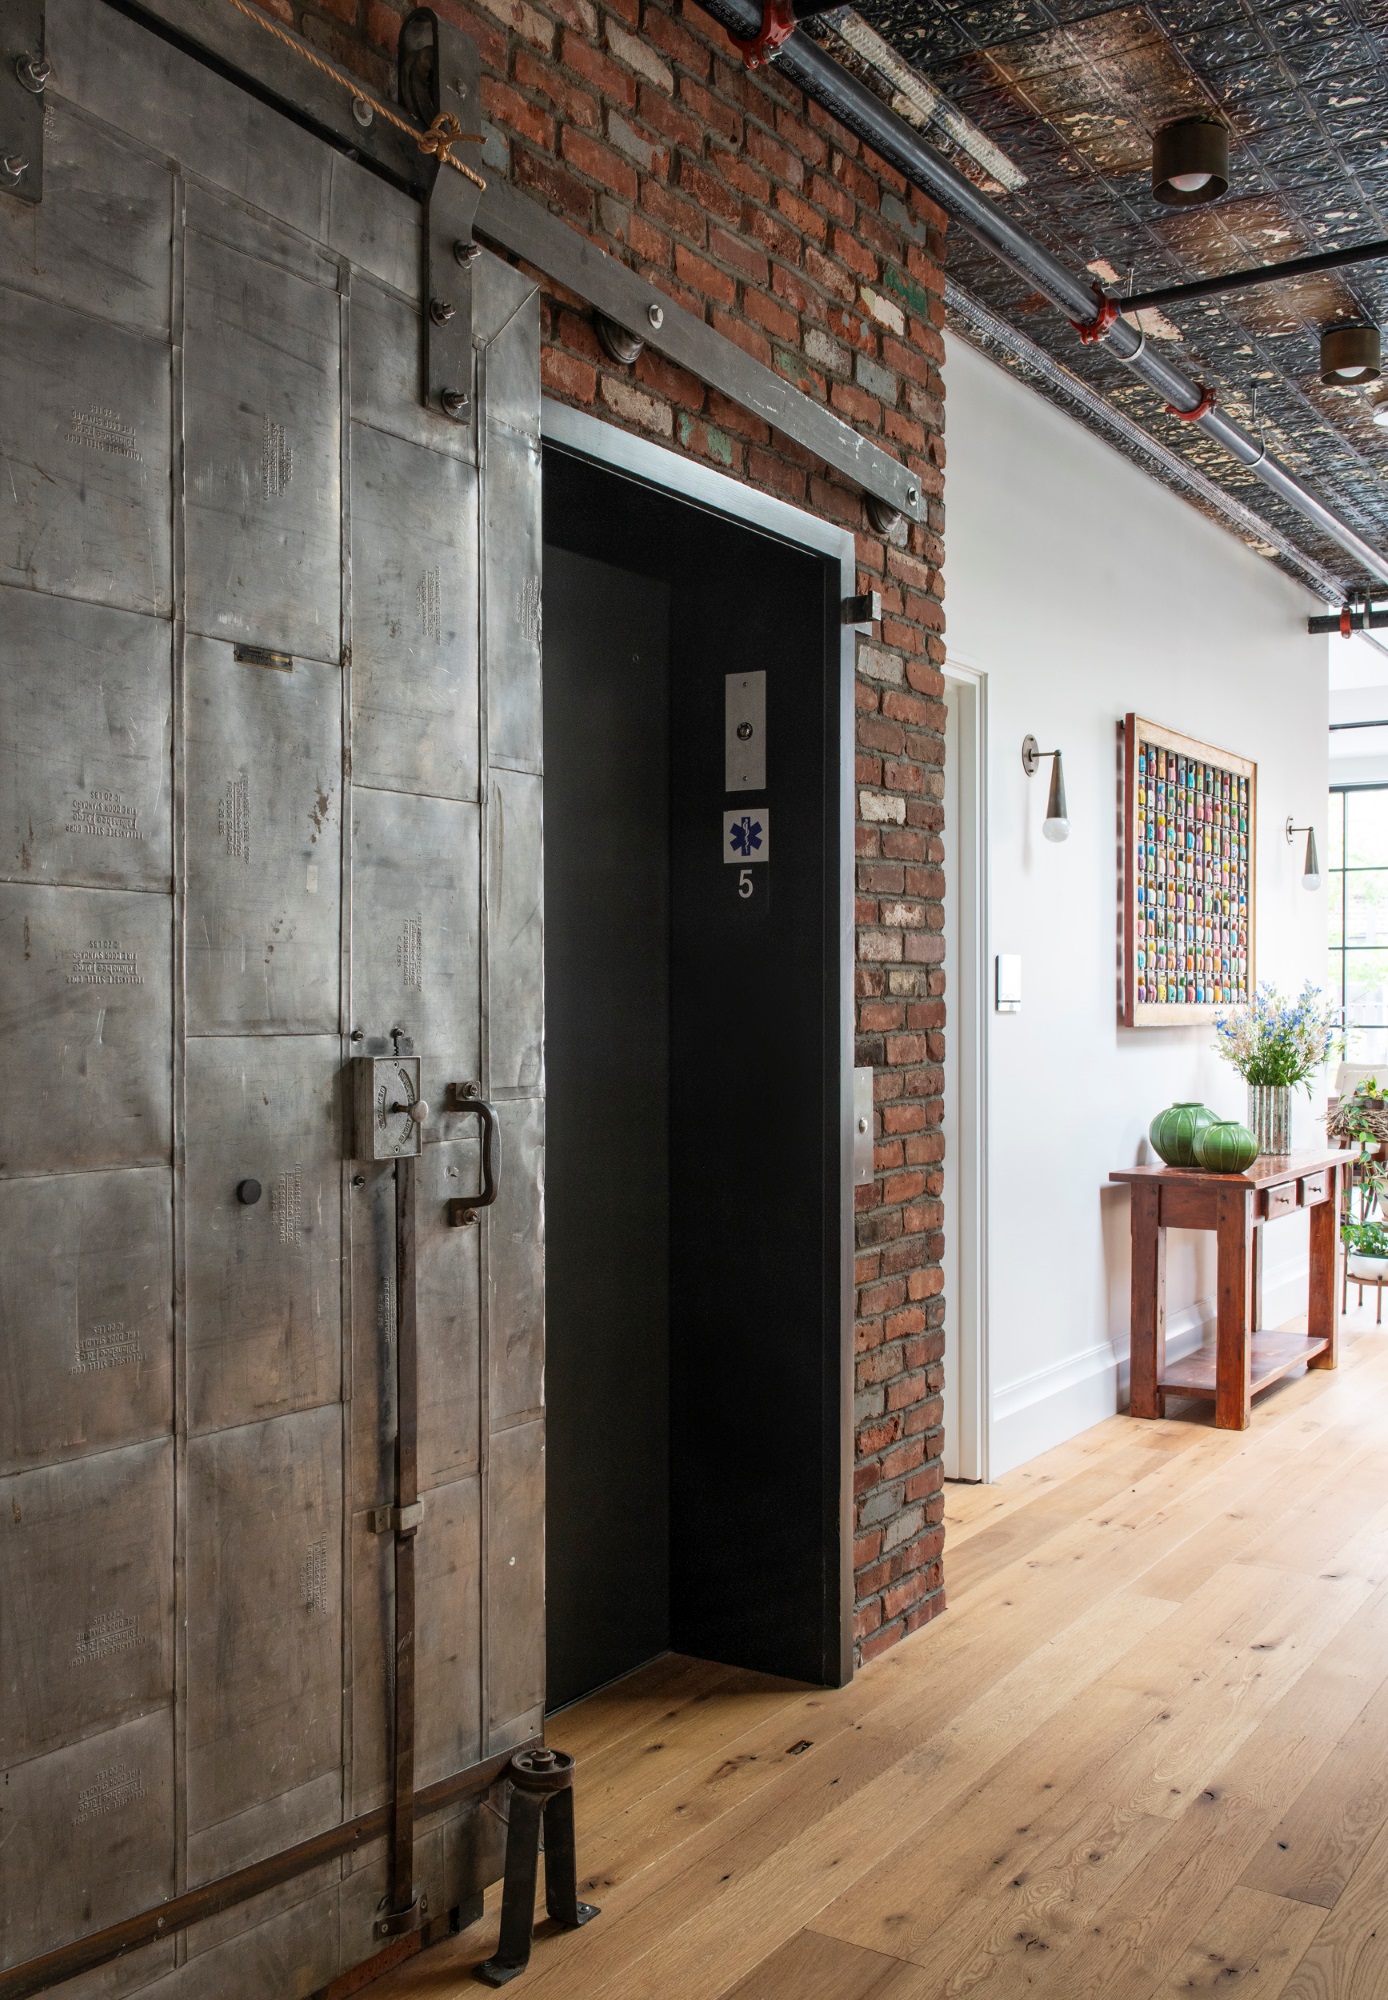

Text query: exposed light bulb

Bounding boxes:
[1372,405,1388,428]
[1336,363,1373,380]
[1167,170,1212,193]
[1043,815,1070,843]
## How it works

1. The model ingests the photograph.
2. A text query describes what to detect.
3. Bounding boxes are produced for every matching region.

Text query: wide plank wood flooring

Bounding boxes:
[377,1305,1388,2000]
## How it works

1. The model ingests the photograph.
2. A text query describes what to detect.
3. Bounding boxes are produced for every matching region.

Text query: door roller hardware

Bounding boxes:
[370,1500,424,1536]
[398,9,484,422]
[3,0,45,205]
[842,591,881,631]
[351,1054,427,1159]
[445,1082,501,1225]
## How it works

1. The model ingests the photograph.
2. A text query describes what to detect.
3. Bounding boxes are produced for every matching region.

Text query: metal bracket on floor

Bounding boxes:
[475,1748,599,1986]
[398,8,485,424]
[2,0,47,206]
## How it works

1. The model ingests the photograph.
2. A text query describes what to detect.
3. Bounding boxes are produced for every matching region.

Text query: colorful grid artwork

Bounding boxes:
[1122,715,1256,1028]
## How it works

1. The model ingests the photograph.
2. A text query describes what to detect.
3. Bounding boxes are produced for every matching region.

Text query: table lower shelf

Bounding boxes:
[1159,1330,1330,1400]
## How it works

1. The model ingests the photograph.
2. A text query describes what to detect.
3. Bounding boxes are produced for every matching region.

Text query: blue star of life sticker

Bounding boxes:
[723,806,769,863]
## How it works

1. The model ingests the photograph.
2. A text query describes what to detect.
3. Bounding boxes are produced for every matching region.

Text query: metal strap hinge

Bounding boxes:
[399,9,485,424]
[2,0,47,203]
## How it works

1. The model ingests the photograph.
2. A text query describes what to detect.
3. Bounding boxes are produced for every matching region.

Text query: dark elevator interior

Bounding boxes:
[541,445,848,1711]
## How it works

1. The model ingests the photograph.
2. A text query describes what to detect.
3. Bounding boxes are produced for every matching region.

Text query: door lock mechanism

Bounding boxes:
[350,1055,427,1159]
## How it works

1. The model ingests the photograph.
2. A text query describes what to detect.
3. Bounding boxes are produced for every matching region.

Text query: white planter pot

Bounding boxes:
[1347,1253,1388,1283]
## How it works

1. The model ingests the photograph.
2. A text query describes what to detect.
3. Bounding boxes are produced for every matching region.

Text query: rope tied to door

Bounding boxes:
[220,0,487,189]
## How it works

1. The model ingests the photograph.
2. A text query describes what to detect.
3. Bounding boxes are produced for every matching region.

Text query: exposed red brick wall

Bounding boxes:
[271,0,949,1664]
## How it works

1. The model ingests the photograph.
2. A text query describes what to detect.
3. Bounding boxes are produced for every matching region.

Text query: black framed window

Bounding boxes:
[1329,785,1388,1065]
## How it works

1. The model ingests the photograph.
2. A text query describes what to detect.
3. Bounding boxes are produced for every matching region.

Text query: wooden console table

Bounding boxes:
[1109,1149,1348,1430]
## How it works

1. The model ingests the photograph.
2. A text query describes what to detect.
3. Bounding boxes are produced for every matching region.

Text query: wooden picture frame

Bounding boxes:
[1122,714,1256,1028]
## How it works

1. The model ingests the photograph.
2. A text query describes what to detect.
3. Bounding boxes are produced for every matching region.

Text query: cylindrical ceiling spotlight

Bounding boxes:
[1320,323,1381,386]
[1152,117,1229,205]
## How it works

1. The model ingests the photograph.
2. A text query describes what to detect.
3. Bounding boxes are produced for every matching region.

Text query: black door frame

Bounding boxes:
[539,399,858,1687]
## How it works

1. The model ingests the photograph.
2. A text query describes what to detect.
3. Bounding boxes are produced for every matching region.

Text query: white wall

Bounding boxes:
[943,335,1331,1477]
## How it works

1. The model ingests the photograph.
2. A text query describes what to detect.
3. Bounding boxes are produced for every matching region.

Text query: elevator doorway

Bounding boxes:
[541,435,854,1708]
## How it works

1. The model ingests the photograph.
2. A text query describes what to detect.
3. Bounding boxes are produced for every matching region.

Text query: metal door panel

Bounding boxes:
[350,275,472,461]
[183,229,341,665]
[351,790,481,1100]
[474,257,541,449]
[0,1439,173,1765]
[351,1475,481,1811]
[47,0,332,248]
[0,1167,172,1475]
[489,1098,544,1427]
[184,1855,337,1960]
[0,288,171,617]
[185,636,341,1036]
[0,101,172,335]
[327,155,419,298]
[0,588,171,892]
[350,422,479,803]
[186,1769,342,1886]
[184,181,340,293]
[483,425,544,777]
[176,1880,339,2000]
[486,1419,544,1742]
[0,884,172,1177]
[186,1405,342,1840]
[185,1036,341,1434]
[0,1706,174,1970]
[350,1141,481,1512]
[488,768,544,1094]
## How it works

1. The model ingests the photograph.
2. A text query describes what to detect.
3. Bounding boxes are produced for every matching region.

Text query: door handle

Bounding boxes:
[446,1085,501,1226]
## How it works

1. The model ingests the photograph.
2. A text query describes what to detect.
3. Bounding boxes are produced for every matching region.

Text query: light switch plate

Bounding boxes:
[995,954,1021,1013]
[853,1066,875,1184]
[725,671,766,792]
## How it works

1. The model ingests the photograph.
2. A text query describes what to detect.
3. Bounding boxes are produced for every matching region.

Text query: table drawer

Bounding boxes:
[1260,1181,1298,1221]
[1299,1170,1330,1207]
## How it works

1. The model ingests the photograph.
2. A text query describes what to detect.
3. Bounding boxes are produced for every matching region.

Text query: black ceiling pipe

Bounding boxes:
[695,0,1388,587]
[1126,236,1388,314]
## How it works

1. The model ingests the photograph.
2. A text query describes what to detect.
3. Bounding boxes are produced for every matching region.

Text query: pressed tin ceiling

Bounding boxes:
[821,0,1388,595]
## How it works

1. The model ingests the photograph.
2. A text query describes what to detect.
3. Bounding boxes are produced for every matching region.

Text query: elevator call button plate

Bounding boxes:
[725,672,766,791]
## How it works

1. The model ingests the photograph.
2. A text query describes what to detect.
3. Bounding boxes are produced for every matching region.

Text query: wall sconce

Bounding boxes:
[1022,735,1069,843]
[1320,324,1381,385]
[1286,814,1321,890]
[1152,117,1229,206]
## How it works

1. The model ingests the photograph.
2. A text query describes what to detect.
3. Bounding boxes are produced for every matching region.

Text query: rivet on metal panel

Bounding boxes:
[14,54,49,92]
[441,389,470,419]
[454,239,483,268]
[647,303,664,330]
[430,297,457,324]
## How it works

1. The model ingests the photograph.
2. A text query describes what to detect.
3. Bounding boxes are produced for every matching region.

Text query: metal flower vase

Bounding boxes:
[1247,1084,1292,1157]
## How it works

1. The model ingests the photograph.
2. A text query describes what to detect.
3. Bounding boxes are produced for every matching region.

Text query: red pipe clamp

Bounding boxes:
[1165,382,1217,422]
[1069,290,1120,345]
[731,0,797,66]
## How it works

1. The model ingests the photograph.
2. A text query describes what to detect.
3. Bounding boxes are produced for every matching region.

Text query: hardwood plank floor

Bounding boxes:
[376,1307,1388,2000]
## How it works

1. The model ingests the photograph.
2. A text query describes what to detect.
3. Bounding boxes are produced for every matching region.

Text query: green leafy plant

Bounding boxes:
[1341,1078,1388,1224]
[1342,1216,1388,1260]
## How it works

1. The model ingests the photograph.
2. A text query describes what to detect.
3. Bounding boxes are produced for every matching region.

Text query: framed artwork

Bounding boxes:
[1122,714,1256,1028]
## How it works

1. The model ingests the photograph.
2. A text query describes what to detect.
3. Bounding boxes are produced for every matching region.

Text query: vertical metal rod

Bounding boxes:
[389,1152,420,1923]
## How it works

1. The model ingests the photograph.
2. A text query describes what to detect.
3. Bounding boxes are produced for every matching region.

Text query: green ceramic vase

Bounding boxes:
[1148,1101,1216,1167]
[1194,1119,1259,1174]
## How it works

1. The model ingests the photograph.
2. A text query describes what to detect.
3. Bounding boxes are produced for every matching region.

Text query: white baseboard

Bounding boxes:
[989,1259,1310,1478]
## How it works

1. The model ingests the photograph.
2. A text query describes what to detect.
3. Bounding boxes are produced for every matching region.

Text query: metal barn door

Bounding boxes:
[0,0,545,1991]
